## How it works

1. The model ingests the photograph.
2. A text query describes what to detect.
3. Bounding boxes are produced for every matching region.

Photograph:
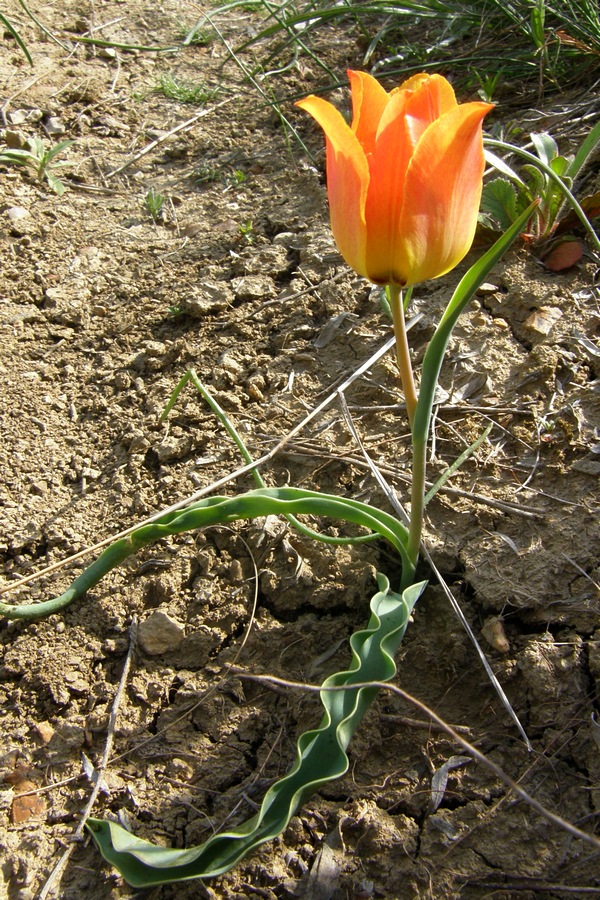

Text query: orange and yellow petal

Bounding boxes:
[362,89,414,284]
[361,73,464,284]
[348,70,389,157]
[298,72,491,288]
[398,74,458,147]
[394,72,456,109]
[397,101,492,285]
[295,94,370,277]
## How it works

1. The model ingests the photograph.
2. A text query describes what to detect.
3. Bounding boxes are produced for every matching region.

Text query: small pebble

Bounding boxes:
[6,207,30,222]
[45,117,65,135]
[138,611,185,655]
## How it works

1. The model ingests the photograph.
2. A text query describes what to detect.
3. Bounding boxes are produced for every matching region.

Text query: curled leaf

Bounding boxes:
[87,576,427,886]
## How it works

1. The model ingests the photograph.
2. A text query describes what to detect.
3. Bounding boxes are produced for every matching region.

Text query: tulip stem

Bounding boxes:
[388,282,423,586]
[405,433,426,586]
[388,284,417,427]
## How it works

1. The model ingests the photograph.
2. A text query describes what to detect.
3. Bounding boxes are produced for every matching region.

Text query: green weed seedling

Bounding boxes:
[0,136,74,195]
[469,68,502,103]
[483,121,600,256]
[238,219,254,242]
[193,161,219,184]
[177,20,212,46]
[153,73,219,105]
[145,187,166,221]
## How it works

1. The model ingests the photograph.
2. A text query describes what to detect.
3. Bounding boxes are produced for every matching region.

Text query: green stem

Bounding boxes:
[401,204,539,587]
[388,282,422,586]
[388,284,417,427]
[405,434,426,589]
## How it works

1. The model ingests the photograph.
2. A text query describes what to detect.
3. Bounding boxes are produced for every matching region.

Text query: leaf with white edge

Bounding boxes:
[568,120,600,180]
[483,148,525,185]
[429,755,473,813]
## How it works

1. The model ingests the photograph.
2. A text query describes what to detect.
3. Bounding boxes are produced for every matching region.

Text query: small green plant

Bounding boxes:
[193,162,220,184]
[0,136,74,195]
[482,122,600,248]
[145,187,166,221]
[192,165,249,188]
[469,68,502,103]
[153,73,219,105]
[238,219,254,242]
[178,20,212,46]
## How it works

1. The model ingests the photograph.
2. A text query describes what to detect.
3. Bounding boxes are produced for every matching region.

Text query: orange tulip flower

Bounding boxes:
[296,71,492,287]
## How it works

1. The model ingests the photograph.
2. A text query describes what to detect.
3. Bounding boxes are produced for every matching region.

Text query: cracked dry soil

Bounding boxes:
[1,3,600,898]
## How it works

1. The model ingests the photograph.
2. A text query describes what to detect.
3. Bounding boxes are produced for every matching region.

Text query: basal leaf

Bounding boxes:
[480,178,518,230]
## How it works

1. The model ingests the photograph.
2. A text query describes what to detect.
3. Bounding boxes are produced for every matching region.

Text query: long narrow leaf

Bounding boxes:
[87,574,425,886]
[484,148,526,186]
[412,202,538,448]
[43,139,75,164]
[0,487,410,621]
[0,13,33,64]
[16,0,70,50]
[568,119,600,181]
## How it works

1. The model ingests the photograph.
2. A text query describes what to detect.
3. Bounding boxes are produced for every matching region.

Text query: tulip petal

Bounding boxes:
[361,74,462,284]
[348,70,389,157]
[395,72,456,112]
[362,89,415,284]
[296,95,370,278]
[396,101,493,285]
[401,74,457,146]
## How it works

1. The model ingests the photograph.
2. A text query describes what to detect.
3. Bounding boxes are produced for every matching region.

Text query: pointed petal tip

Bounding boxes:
[294,94,316,110]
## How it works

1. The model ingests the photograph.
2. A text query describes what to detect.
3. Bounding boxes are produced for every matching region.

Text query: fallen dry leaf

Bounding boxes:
[542,237,584,272]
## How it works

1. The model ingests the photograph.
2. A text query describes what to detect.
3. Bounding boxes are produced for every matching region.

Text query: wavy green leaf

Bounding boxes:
[0,485,423,884]
[0,487,411,619]
[86,574,426,886]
